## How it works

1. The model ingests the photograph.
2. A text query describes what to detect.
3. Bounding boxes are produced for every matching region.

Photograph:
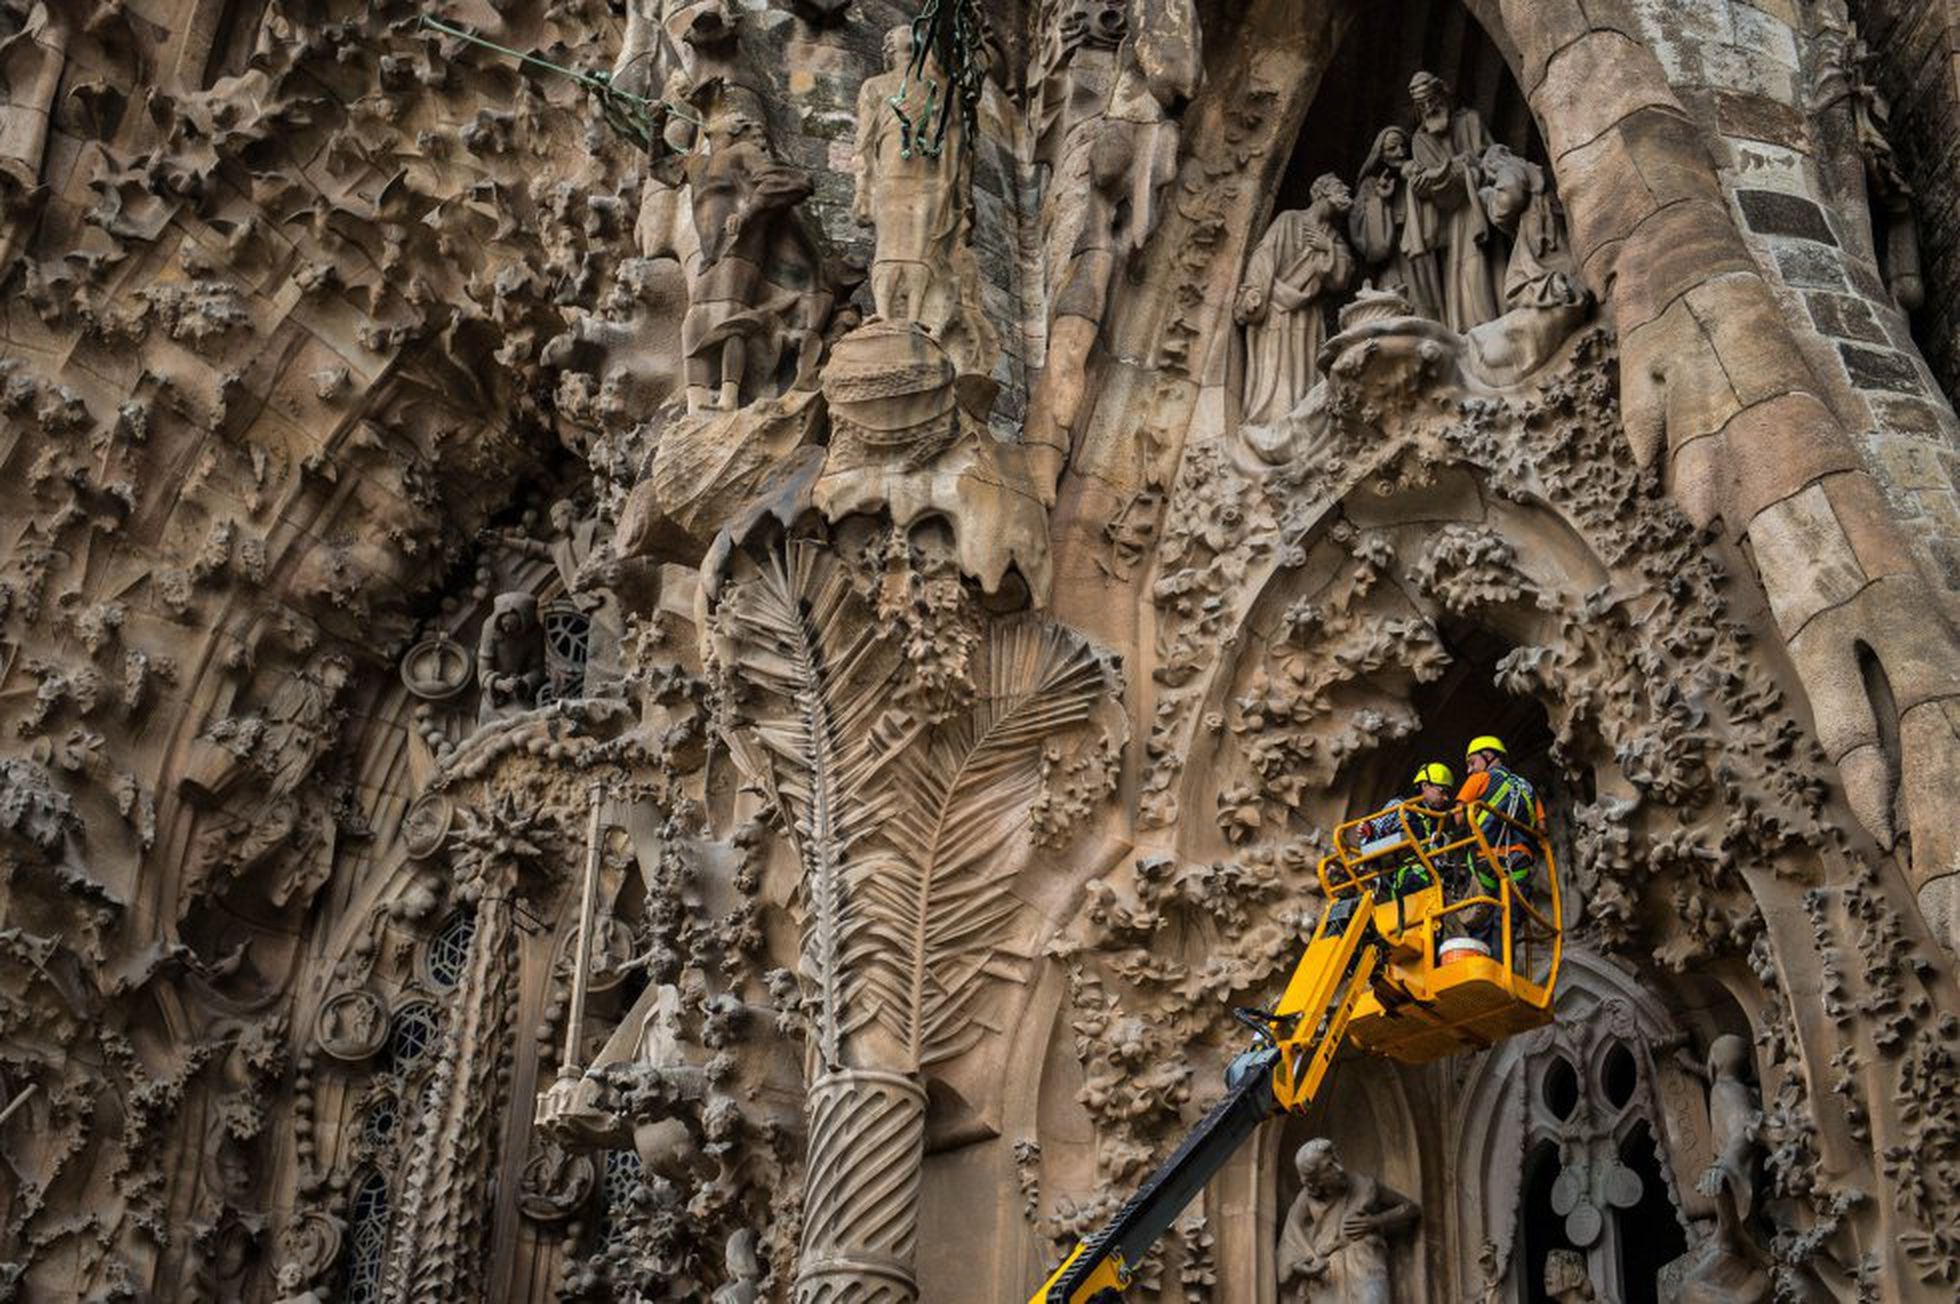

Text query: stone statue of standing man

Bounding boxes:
[1404,70,1506,333]
[1277,1138,1419,1304]
[853,24,997,383]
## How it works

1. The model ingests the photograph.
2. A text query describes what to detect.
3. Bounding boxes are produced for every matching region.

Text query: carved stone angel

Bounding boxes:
[1235,175,1356,426]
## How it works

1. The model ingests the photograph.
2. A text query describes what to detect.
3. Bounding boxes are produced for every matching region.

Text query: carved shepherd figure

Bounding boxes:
[853,24,997,384]
[1276,1138,1419,1304]
[1235,174,1356,426]
[680,104,817,411]
[476,592,546,721]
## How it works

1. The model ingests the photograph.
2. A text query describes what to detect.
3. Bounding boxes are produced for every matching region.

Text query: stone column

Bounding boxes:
[794,1069,928,1304]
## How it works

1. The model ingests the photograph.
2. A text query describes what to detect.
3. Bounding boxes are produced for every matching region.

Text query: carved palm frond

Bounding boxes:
[714,542,906,1070]
[858,618,1112,1069]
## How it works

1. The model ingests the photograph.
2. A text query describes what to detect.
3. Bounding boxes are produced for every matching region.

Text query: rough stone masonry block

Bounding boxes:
[1773,242,1850,289]
[1806,292,1891,345]
[1839,342,1927,395]
[1736,189,1837,243]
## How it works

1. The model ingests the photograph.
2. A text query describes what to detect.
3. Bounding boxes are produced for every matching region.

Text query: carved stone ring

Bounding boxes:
[401,634,473,701]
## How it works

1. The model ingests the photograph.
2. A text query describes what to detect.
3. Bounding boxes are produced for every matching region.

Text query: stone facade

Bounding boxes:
[0,1,1957,1302]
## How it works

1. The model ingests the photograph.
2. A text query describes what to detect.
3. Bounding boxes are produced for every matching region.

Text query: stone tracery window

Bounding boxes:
[360,1093,399,1150]
[425,910,476,990]
[342,1169,390,1304]
[386,999,441,1074]
[536,599,591,705]
[600,1147,643,1246]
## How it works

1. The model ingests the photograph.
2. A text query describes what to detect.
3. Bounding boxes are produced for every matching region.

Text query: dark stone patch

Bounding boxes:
[1773,243,1848,288]
[1716,91,1810,151]
[1843,255,1888,300]
[1738,188,1837,244]
[1806,292,1890,344]
[1933,539,1960,590]
[1839,342,1926,394]
[1868,393,1945,434]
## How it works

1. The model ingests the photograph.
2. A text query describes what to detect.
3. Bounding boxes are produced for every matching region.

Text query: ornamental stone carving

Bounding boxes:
[1,3,1958,1304]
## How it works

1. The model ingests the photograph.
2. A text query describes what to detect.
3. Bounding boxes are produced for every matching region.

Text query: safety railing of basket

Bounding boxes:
[1316,799,1562,997]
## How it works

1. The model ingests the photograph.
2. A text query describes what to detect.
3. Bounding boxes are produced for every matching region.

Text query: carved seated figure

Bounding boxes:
[476,592,546,722]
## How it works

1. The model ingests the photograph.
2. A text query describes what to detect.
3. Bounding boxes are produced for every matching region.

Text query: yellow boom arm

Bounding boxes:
[1029,800,1561,1304]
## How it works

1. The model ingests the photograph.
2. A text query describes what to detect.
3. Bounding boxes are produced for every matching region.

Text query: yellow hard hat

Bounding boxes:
[1412,762,1455,788]
[1465,735,1507,759]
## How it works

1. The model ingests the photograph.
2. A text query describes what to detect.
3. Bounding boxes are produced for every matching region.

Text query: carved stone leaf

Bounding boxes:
[857,618,1112,1070]
[714,542,909,1069]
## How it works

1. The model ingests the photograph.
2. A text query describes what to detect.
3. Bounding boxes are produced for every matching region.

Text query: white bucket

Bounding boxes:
[1439,938,1492,967]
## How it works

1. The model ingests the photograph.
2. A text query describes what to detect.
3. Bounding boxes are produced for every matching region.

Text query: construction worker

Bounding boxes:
[1346,763,1457,900]
[1455,735,1546,957]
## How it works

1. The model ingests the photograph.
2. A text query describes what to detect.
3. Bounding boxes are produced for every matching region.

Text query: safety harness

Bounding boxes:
[1470,764,1543,889]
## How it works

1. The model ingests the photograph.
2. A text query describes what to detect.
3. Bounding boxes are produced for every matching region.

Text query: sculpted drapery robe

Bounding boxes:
[1406,105,1506,332]
[1277,1173,1396,1304]
[1349,128,1440,320]
[1238,207,1356,426]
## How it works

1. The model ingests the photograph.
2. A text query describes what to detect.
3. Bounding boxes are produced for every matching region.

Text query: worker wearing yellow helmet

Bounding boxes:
[1454,735,1547,952]
[1347,761,1457,900]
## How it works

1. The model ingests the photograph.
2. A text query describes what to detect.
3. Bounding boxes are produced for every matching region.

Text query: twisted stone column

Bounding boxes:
[794,1069,927,1304]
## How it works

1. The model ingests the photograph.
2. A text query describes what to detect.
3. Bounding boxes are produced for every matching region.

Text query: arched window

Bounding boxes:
[386,1000,441,1077]
[342,1169,390,1304]
[538,599,591,705]
[424,910,476,990]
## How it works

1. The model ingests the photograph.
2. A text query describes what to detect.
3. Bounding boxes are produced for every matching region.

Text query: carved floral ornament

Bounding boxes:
[0,1,1956,1302]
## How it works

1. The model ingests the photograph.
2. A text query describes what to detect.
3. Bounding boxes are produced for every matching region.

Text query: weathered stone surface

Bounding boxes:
[2,4,1959,1304]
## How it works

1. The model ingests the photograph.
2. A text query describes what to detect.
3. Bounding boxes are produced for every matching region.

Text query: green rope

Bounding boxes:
[417,14,705,150]
[889,0,985,160]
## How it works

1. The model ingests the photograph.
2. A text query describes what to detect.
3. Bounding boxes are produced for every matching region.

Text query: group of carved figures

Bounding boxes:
[1236,70,1587,424]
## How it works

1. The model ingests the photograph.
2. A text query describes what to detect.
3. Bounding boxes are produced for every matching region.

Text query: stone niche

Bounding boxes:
[0,1,1958,1303]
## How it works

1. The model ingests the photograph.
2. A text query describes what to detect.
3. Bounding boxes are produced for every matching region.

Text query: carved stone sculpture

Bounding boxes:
[1679,1034,1771,1303]
[854,24,996,385]
[1403,71,1504,332]
[1349,126,1430,319]
[680,104,818,412]
[1276,1139,1418,1304]
[1236,175,1356,425]
[476,592,546,722]
[1543,1249,1595,1302]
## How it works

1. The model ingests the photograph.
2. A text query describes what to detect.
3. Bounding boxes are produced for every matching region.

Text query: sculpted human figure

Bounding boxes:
[1477,144,1585,311]
[681,105,816,411]
[855,25,964,328]
[711,1228,762,1304]
[1544,1249,1596,1302]
[1276,1138,1418,1304]
[1680,1034,1771,1303]
[1235,174,1356,425]
[1349,126,1437,319]
[476,592,546,721]
[1403,70,1505,332]
[271,1262,326,1304]
[259,653,353,795]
